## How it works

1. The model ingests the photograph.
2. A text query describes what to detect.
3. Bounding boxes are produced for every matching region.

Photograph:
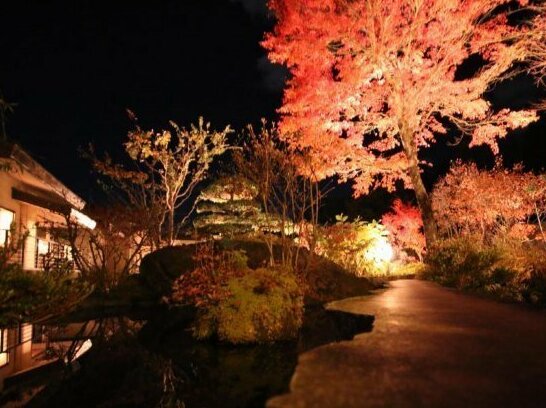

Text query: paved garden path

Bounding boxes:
[267,279,546,408]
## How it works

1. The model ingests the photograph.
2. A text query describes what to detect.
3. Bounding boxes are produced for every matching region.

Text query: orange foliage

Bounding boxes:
[264,0,541,188]
[170,242,246,307]
[432,161,546,239]
[382,200,426,260]
[263,0,545,243]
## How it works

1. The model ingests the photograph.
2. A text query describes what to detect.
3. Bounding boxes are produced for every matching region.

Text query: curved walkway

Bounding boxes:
[267,279,546,408]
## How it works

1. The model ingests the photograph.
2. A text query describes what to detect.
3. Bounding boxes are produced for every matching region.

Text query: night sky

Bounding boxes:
[1,1,545,219]
[0,0,282,201]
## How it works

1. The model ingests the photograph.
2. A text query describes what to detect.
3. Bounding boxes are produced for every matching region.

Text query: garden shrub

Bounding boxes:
[382,199,426,261]
[498,240,546,306]
[423,237,501,289]
[170,241,248,307]
[169,242,304,343]
[194,267,303,344]
[424,236,546,305]
[317,215,392,277]
[0,259,91,326]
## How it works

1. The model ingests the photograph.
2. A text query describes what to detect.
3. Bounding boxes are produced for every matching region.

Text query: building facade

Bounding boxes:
[0,142,96,390]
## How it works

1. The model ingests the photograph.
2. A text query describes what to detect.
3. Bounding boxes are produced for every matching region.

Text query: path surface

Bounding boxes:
[267,279,546,408]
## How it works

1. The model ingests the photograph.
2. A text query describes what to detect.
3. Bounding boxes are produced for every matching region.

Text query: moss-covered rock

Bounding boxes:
[195,267,304,344]
[140,245,197,296]
[217,240,375,304]
[140,239,375,303]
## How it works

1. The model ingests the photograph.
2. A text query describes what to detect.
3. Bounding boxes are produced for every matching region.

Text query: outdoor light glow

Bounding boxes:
[70,209,96,230]
[364,237,394,264]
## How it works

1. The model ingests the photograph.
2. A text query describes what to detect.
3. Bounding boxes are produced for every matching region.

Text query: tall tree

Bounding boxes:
[263,0,545,245]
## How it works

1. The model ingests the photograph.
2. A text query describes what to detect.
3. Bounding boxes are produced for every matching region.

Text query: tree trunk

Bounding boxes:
[400,125,438,248]
[167,209,174,246]
[407,160,437,247]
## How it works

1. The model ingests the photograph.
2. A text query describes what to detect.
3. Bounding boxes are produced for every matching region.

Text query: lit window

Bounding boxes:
[0,329,9,367]
[0,207,14,247]
[37,239,50,256]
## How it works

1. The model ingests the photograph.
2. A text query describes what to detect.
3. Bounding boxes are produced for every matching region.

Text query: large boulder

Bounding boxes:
[139,245,198,297]
[216,240,375,304]
[140,239,375,303]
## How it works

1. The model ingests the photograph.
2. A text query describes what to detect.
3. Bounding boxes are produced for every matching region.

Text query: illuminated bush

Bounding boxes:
[317,215,393,277]
[194,267,303,344]
[423,237,546,305]
[169,242,304,344]
[423,237,502,289]
[170,241,247,308]
[382,199,425,261]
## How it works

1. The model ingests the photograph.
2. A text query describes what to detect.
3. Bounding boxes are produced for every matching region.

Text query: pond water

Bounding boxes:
[2,305,374,408]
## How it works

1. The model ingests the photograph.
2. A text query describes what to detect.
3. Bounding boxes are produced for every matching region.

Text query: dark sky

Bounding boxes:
[0,0,282,201]
[1,1,545,218]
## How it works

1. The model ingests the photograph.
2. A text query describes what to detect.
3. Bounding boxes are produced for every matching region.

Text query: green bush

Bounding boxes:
[423,237,501,289]
[0,261,91,326]
[193,267,304,344]
[424,236,546,305]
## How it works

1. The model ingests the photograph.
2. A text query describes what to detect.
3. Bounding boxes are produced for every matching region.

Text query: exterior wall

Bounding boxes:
[0,324,35,391]
[0,159,90,391]
[0,165,68,271]
[0,323,91,391]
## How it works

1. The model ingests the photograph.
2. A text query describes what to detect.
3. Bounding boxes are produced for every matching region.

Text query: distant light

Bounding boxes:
[70,209,97,230]
[364,236,394,264]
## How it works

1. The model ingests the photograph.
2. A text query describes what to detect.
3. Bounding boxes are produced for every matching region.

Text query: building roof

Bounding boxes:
[0,141,85,210]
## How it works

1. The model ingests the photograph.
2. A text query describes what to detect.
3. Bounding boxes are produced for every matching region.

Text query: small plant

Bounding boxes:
[170,242,305,344]
[195,267,303,344]
[423,237,501,289]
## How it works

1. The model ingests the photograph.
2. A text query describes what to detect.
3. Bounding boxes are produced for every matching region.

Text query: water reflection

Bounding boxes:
[1,306,374,408]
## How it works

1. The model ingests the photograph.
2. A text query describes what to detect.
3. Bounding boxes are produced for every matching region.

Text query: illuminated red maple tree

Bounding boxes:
[263,0,544,245]
[382,199,426,261]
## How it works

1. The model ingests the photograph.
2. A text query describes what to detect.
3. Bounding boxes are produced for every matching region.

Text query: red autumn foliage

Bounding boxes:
[382,199,426,260]
[170,242,246,307]
[263,0,545,245]
[431,161,546,239]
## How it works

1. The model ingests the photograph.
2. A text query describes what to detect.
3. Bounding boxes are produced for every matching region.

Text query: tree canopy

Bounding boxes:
[264,0,545,244]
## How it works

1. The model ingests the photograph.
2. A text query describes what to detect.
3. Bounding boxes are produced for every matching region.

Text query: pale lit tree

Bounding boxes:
[92,114,231,246]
